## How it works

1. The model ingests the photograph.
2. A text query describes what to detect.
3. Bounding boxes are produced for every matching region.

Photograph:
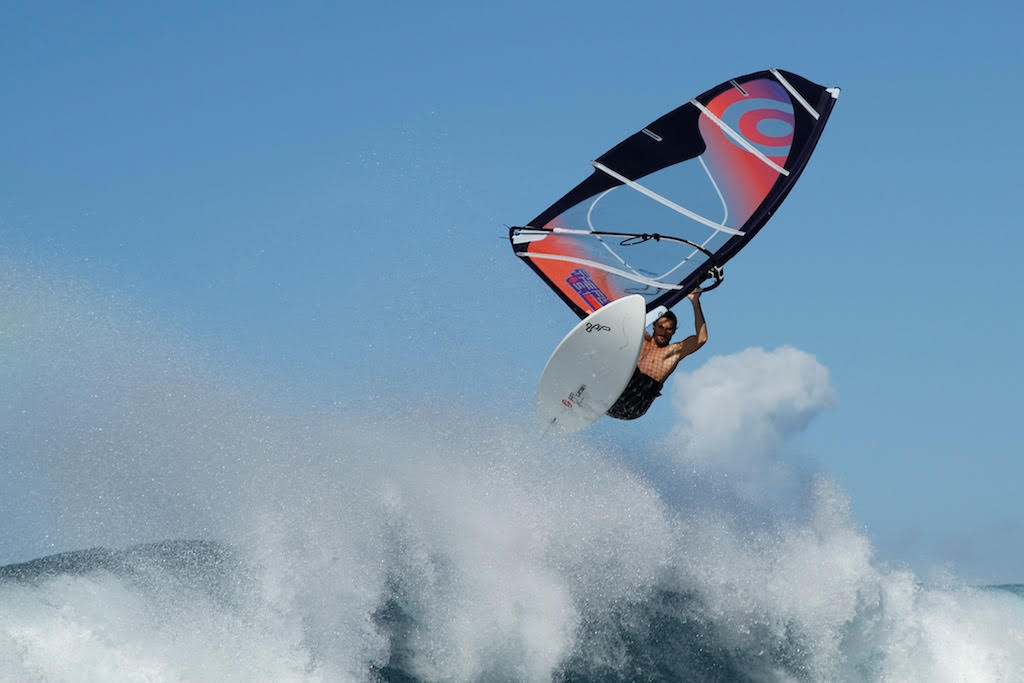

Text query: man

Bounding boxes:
[606,287,707,420]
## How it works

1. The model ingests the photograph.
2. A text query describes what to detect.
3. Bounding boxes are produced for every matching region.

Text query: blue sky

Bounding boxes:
[2,1,1022,583]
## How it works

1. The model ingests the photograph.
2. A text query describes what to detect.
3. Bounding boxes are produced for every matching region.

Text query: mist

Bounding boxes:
[2,264,1022,682]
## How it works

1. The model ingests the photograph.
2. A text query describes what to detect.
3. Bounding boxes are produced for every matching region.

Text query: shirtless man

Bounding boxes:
[606,288,707,420]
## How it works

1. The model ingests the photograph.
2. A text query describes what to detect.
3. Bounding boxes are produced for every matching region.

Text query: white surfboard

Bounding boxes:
[536,295,646,434]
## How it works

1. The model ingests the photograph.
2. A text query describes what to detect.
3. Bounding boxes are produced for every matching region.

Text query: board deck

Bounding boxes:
[536,295,646,434]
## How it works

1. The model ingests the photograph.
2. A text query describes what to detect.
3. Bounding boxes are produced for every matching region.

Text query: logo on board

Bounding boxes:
[562,384,587,409]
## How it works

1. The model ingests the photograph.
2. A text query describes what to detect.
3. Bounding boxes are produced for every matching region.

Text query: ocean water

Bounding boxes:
[3,506,1024,681]
[3,267,1024,682]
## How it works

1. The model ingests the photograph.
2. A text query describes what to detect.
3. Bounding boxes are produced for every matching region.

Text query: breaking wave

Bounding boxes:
[2,264,1023,682]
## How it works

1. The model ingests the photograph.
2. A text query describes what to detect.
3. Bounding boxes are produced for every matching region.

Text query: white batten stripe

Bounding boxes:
[511,230,548,244]
[518,251,683,291]
[689,100,790,177]
[770,68,819,120]
[590,161,745,237]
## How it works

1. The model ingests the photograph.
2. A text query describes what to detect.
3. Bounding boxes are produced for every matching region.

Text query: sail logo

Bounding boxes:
[713,82,795,159]
[566,269,610,311]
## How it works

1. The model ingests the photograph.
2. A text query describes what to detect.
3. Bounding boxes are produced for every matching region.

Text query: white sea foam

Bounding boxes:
[2,265,1023,681]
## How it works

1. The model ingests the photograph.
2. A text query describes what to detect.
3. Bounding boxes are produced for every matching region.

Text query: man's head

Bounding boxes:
[652,310,677,347]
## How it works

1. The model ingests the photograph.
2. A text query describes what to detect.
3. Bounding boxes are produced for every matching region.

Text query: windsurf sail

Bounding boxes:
[510,69,839,320]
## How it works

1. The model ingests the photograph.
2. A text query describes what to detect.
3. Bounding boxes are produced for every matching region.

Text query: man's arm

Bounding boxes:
[671,288,708,358]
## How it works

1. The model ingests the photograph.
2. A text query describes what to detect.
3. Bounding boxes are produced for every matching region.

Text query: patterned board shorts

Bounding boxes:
[606,368,664,420]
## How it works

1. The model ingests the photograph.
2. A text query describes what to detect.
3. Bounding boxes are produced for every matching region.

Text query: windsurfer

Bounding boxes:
[606,288,707,420]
